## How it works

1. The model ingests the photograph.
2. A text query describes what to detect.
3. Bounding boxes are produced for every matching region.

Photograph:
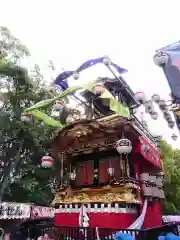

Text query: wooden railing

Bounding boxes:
[10,223,180,240]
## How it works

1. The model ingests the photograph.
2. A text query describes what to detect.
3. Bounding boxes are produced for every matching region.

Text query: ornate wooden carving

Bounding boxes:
[52,185,140,205]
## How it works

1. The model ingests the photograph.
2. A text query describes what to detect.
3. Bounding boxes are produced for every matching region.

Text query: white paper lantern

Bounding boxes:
[40,121,44,127]
[142,183,152,196]
[163,112,172,121]
[150,111,158,120]
[168,121,175,129]
[156,177,163,187]
[153,52,169,66]
[116,139,132,154]
[41,156,53,168]
[48,86,59,95]
[103,56,111,65]
[107,167,115,176]
[152,186,159,198]
[135,92,147,104]
[53,100,64,111]
[171,133,178,141]
[156,171,164,177]
[149,175,156,183]
[73,72,79,80]
[70,172,76,180]
[140,173,150,182]
[151,94,161,103]
[158,100,167,111]
[158,188,165,199]
[21,114,32,122]
[93,83,106,95]
[145,101,155,113]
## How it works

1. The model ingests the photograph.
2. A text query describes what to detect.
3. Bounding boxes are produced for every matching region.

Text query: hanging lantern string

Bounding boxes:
[60,152,64,188]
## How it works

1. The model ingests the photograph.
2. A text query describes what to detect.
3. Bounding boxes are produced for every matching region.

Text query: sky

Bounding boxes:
[0,0,180,147]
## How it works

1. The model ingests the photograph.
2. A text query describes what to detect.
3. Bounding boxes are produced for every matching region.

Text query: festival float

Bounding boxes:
[22,56,166,231]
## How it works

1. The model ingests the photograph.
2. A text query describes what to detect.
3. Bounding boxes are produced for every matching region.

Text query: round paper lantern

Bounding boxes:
[73,72,79,80]
[150,111,158,120]
[153,52,169,66]
[116,139,132,154]
[70,172,76,180]
[171,133,178,141]
[163,112,172,121]
[48,86,58,95]
[135,92,147,104]
[145,101,154,113]
[140,173,150,182]
[158,100,167,111]
[53,100,64,111]
[103,56,111,65]
[21,114,32,122]
[40,121,44,127]
[93,83,106,95]
[151,94,161,103]
[107,167,115,176]
[41,156,53,168]
[168,121,175,129]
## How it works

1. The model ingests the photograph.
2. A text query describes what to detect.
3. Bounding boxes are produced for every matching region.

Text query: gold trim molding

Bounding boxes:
[52,186,140,205]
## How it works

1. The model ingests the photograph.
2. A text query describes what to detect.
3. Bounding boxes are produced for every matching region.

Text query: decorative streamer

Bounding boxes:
[54,56,127,90]
[127,199,148,229]
[23,81,130,128]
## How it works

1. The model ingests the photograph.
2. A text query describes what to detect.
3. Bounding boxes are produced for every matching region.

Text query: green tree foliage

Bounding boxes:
[160,140,180,214]
[0,26,55,205]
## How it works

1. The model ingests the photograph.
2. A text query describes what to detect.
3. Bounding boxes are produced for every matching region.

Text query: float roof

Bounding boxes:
[50,114,156,156]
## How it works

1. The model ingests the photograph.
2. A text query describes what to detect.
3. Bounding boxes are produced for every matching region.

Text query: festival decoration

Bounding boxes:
[53,100,64,111]
[171,133,178,141]
[70,171,76,181]
[159,187,165,199]
[158,100,167,111]
[150,111,158,120]
[41,156,53,168]
[21,113,32,122]
[135,92,147,104]
[144,100,155,114]
[53,56,127,91]
[93,83,106,95]
[168,121,175,128]
[151,93,161,103]
[115,139,132,154]
[127,199,148,229]
[140,173,150,182]
[73,72,79,80]
[141,182,152,197]
[107,167,115,176]
[163,112,172,121]
[153,52,169,66]
[79,205,89,228]
[103,56,111,65]
[23,82,130,128]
